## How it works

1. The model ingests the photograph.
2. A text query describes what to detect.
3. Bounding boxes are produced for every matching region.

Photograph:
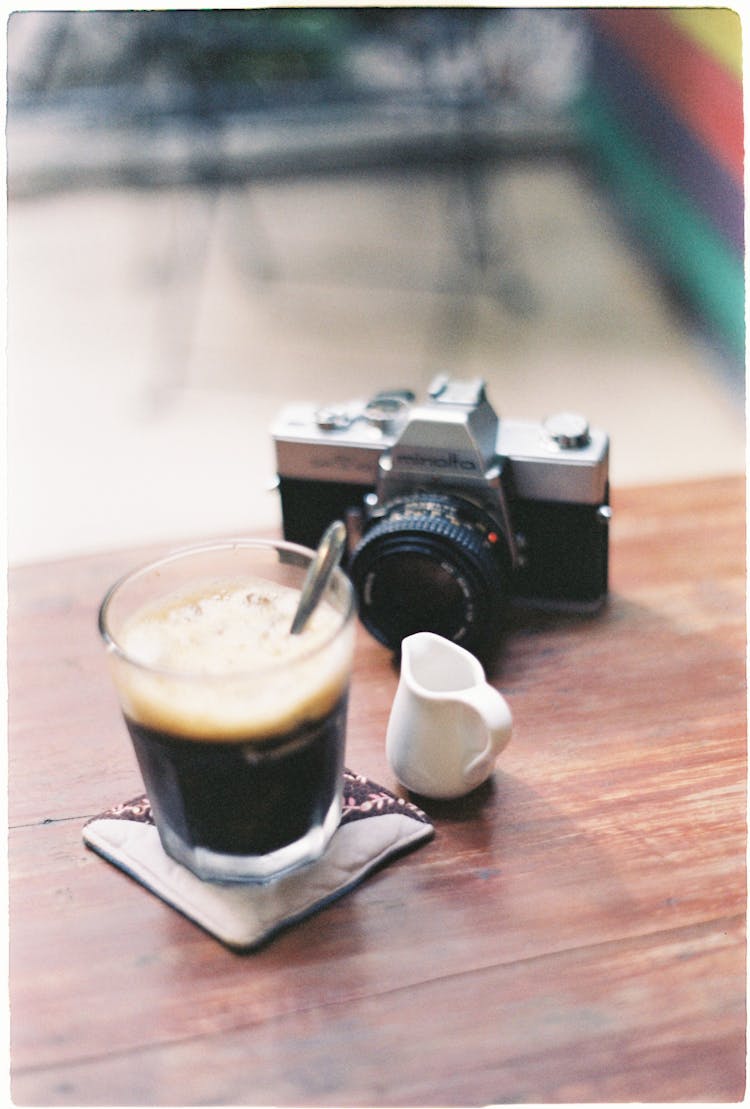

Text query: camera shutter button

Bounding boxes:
[543,412,590,449]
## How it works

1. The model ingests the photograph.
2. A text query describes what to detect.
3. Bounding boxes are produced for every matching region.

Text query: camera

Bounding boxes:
[272,376,610,660]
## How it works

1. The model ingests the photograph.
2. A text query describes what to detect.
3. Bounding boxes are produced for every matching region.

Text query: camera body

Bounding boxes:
[273,377,610,656]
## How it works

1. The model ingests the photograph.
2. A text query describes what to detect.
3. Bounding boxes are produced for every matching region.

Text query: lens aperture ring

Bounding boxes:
[349,494,511,654]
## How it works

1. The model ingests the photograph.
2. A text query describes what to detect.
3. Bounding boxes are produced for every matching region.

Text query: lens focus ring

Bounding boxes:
[348,494,511,656]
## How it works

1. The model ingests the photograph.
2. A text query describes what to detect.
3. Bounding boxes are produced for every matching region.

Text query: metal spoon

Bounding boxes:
[290,520,347,635]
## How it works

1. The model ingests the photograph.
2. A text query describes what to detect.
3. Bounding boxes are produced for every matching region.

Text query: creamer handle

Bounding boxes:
[462,684,512,780]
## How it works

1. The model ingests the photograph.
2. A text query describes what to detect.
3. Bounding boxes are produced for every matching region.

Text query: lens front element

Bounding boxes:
[349,494,511,657]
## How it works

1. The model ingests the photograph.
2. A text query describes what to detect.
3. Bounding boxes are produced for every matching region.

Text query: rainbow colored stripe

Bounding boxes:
[576,8,744,358]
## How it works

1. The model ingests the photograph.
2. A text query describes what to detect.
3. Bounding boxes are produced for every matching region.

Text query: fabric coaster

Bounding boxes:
[83,768,433,951]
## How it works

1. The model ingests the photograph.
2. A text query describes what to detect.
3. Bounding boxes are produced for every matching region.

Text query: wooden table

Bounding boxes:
[9,476,746,1105]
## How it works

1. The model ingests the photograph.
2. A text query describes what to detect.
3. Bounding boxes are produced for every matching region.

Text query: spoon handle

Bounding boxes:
[290,520,347,635]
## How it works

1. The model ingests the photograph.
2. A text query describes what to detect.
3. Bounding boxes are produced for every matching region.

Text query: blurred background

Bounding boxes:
[6,7,745,564]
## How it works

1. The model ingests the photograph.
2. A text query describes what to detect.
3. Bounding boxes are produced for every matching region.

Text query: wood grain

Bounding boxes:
[9,476,746,1105]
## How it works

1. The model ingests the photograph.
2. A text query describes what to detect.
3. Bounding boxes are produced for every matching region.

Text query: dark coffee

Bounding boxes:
[125,694,347,857]
[105,570,354,880]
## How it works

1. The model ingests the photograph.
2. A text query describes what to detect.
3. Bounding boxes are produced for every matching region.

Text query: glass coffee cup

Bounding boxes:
[98,539,356,883]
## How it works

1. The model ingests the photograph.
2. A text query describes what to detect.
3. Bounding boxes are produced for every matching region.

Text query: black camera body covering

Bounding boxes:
[273,377,610,658]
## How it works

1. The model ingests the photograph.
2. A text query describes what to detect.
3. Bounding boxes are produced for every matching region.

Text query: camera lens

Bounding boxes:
[348,493,512,657]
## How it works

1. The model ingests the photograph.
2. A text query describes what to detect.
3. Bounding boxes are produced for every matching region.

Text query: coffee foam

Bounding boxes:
[111,577,353,741]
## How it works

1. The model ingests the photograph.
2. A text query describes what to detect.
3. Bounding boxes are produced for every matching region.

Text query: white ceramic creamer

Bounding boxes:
[386,632,512,799]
